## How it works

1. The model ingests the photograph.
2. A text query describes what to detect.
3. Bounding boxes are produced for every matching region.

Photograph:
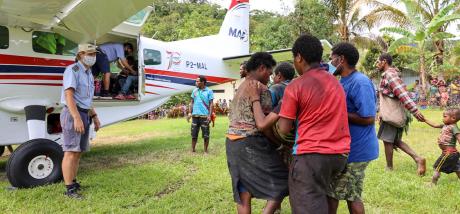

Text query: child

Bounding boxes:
[425,108,460,185]
[439,86,449,109]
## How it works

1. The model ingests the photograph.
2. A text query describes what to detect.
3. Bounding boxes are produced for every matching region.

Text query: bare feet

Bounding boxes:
[416,158,426,176]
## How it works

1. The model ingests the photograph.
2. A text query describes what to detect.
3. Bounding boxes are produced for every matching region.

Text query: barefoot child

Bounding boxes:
[425,108,460,185]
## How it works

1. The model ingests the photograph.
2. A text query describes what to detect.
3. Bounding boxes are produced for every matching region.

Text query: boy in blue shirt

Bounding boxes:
[327,43,379,214]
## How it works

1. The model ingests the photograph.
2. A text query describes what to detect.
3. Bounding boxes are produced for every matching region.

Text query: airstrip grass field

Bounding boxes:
[0,109,459,213]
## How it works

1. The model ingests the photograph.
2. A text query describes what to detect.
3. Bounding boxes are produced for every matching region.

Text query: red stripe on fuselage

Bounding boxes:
[0,83,62,86]
[0,54,73,67]
[144,68,234,84]
[0,75,62,80]
[145,91,159,95]
[229,0,249,10]
[145,83,177,90]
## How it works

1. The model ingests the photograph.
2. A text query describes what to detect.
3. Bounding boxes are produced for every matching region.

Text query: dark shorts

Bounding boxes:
[226,136,289,203]
[289,153,348,214]
[60,107,91,152]
[377,121,403,143]
[433,152,460,174]
[191,116,210,139]
[92,52,111,76]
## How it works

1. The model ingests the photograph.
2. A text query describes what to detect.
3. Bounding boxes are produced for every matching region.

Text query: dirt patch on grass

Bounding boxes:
[92,132,172,146]
[121,165,198,209]
[80,148,186,172]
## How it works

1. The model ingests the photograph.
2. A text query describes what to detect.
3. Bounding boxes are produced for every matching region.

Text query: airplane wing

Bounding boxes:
[223,49,293,72]
[0,0,153,43]
[223,40,332,72]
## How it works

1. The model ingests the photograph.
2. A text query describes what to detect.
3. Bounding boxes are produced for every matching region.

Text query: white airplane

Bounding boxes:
[0,0,330,188]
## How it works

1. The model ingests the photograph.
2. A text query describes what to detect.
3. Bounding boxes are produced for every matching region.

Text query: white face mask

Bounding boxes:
[82,55,96,67]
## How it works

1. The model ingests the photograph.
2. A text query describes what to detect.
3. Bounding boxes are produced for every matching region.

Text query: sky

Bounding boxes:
[209,0,295,15]
[209,0,459,37]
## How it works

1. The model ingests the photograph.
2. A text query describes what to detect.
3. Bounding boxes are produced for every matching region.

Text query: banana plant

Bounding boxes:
[380,0,460,89]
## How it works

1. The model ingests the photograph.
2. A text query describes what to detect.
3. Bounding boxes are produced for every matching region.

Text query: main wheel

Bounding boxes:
[0,146,4,156]
[6,139,63,188]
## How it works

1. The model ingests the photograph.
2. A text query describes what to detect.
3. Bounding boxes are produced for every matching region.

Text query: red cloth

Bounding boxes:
[279,68,350,155]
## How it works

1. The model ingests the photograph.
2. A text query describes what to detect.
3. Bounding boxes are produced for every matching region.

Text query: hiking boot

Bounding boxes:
[64,188,84,200]
[114,94,126,100]
[125,94,136,100]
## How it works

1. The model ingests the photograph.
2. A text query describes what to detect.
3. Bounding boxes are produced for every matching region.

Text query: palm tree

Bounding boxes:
[323,0,407,45]
[399,0,460,66]
[380,0,460,89]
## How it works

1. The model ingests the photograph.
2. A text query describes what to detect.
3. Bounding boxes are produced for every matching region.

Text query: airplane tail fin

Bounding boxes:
[218,0,250,55]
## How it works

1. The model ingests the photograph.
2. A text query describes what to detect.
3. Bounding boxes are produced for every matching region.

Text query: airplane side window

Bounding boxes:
[0,26,8,49]
[32,31,77,56]
[143,49,161,65]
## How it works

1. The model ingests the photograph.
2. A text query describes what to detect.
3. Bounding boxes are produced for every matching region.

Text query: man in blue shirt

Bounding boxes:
[187,75,214,153]
[92,42,135,98]
[61,44,101,199]
[327,43,379,214]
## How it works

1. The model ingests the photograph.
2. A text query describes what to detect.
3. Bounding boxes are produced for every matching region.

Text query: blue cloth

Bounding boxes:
[99,43,125,62]
[269,80,290,107]
[120,75,138,95]
[61,61,95,109]
[92,51,111,76]
[340,71,379,163]
[191,87,214,116]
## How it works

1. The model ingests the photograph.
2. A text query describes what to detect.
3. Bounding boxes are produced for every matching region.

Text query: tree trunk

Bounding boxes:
[434,39,444,67]
[340,24,349,42]
[419,52,427,94]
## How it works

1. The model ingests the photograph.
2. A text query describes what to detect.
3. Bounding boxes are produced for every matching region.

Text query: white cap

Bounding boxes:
[78,44,98,53]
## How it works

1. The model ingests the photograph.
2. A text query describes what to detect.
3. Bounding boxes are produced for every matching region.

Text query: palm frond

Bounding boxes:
[380,27,415,38]
[415,0,435,20]
[388,37,413,53]
[426,14,460,35]
[350,35,375,49]
[401,0,426,29]
[426,0,460,34]
[431,32,456,40]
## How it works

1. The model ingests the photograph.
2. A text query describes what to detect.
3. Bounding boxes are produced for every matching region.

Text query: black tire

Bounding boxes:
[0,146,4,157]
[6,139,63,188]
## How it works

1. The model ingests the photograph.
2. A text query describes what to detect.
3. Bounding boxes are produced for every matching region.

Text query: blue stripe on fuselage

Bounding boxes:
[0,64,65,73]
[145,74,217,86]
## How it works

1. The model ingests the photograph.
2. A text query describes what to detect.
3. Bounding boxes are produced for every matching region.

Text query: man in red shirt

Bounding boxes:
[278,35,351,214]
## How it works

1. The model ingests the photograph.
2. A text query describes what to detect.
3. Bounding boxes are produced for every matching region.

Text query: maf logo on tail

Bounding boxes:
[228,27,248,42]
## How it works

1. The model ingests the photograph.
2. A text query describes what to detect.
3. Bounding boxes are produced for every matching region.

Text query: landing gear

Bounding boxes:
[6,139,63,188]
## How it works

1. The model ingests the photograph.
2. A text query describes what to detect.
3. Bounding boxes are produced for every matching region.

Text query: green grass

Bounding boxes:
[0,110,459,213]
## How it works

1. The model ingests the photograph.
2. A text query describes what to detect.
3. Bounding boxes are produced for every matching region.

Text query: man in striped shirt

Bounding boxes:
[377,53,427,176]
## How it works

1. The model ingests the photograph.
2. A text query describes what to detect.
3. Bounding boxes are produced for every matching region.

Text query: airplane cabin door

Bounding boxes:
[138,36,165,97]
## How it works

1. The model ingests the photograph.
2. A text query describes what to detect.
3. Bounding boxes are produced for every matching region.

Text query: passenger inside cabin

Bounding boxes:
[114,56,138,100]
[114,56,139,100]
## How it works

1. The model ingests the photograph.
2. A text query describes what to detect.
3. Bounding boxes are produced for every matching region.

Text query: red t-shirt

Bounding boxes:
[279,68,350,155]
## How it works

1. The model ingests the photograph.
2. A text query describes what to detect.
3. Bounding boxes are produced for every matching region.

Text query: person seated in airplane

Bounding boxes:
[92,42,135,98]
[114,56,138,100]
